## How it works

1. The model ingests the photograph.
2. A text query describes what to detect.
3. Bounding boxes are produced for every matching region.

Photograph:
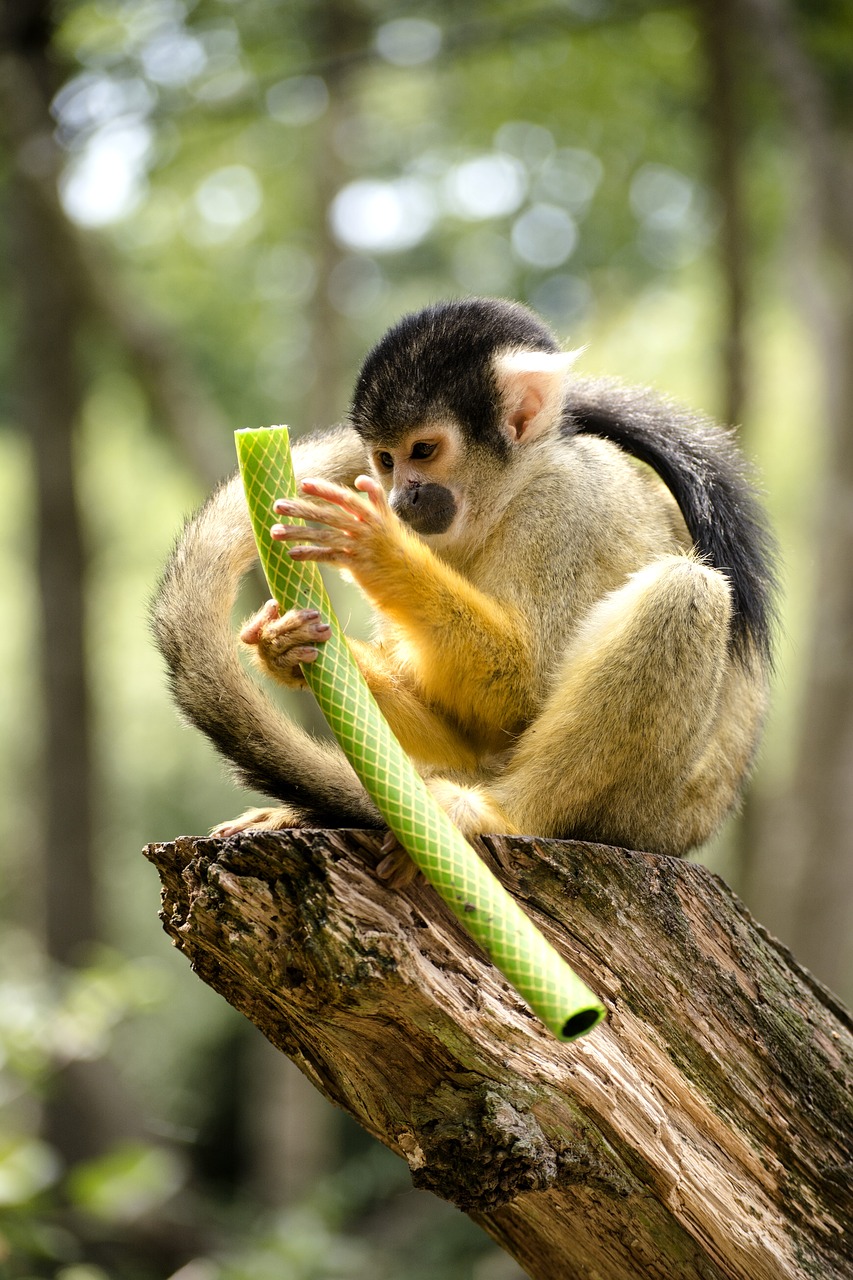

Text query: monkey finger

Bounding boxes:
[376,838,419,888]
[354,474,387,508]
[240,598,281,644]
[279,643,320,667]
[271,523,354,546]
[264,608,326,640]
[380,829,399,854]
[287,545,352,563]
[298,477,374,519]
[265,624,330,656]
[273,497,363,530]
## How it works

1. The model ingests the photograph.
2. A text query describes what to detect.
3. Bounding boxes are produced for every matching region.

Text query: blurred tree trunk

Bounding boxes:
[304,1,368,433]
[696,0,766,900]
[698,0,750,431]
[1,10,224,1260]
[737,0,853,1004]
[0,0,143,1172]
[0,50,232,490]
[1,0,111,1168]
[6,37,95,973]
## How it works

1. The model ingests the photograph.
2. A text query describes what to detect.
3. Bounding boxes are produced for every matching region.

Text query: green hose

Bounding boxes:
[236,426,605,1041]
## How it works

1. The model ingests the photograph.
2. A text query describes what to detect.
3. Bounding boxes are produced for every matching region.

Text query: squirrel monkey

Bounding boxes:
[152,298,776,861]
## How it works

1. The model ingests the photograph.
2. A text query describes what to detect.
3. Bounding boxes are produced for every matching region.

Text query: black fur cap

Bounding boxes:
[350,297,558,448]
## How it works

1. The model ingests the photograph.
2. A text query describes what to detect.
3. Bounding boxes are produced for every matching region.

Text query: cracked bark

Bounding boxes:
[144,829,852,1280]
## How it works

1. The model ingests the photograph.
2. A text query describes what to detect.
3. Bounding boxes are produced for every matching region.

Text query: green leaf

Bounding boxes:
[0,1138,59,1205]
[65,1142,184,1223]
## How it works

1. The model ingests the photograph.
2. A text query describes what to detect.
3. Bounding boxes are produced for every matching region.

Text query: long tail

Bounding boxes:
[150,448,382,828]
[564,378,778,666]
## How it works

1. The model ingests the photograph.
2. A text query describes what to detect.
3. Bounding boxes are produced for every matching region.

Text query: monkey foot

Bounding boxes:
[210,805,303,838]
[376,830,420,889]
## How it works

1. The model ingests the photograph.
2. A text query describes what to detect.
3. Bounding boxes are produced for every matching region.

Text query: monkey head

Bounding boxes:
[349,298,581,542]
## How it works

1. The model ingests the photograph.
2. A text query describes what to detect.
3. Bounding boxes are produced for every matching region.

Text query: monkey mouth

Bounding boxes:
[393,483,458,536]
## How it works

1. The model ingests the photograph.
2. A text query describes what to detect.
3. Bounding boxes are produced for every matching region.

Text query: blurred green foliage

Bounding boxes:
[0,0,843,1275]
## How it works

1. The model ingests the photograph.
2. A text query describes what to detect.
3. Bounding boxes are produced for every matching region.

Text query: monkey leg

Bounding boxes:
[431,556,754,855]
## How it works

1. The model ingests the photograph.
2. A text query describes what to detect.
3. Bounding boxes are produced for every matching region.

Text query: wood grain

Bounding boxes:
[144,830,852,1280]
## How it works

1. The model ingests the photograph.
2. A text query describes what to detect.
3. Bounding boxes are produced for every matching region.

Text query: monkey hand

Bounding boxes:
[270,475,400,593]
[240,600,331,688]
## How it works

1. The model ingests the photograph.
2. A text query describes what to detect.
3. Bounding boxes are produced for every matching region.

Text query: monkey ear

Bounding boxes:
[493,348,583,444]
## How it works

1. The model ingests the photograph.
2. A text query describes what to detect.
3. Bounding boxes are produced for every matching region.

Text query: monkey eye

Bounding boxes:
[376,451,394,471]
[410,441,437,460]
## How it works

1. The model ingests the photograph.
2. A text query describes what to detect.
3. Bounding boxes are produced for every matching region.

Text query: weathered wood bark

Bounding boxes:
[145,830,852,1280]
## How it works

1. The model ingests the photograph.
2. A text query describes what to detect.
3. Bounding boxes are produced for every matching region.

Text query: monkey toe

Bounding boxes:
[239,598,280,644]
[210,805,304,838]
[376,834,419,888]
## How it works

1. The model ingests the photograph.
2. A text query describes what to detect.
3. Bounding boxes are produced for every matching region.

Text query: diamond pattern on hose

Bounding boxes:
[235,427,605,1040]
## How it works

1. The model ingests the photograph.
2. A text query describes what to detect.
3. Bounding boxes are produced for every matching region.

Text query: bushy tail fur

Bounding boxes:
[564,378,778,666]
[150,470,382,827]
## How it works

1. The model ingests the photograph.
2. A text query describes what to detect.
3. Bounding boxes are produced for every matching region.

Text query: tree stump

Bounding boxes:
[144,830,852,1280]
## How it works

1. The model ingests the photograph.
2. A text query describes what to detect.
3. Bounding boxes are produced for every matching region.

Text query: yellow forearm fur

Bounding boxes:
[354,523,536,736]
[346,639,480,769]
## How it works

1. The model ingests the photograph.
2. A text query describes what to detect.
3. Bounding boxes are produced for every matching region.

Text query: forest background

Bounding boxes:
[1,0,851,1276]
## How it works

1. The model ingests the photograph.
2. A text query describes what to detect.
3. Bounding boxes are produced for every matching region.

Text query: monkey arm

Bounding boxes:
[361,569,535,739]
[270,477,537,737]
[240,598,484,770]
[346,639,482,769]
